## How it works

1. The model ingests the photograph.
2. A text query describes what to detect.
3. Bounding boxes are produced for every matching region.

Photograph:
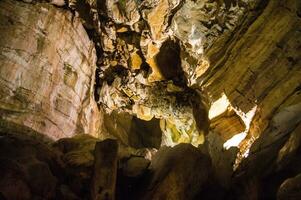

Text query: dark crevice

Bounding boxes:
[155,39,187,86]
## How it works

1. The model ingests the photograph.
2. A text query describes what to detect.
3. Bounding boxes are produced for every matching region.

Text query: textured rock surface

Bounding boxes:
[94,0,301,155]
[0,0,100,139]
[0,131,156,200]
[0,0,301,199]
[0,132,62,200]
[121,156,150,178]
[277,173,301,200]
[91,139,118,200]
[141,143,212,200]
[201,0,301,159]
[99,75,209,146]
[210,109,245,142]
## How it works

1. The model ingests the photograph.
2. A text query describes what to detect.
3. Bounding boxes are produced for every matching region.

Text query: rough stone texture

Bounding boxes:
[200,0,301,158]
[91,139,118,200]
[200,132,238,189]
[0,0,301,199]
[129,117,162,149]
[53,134,99,197]
[141,144,212,200]
[233,108,301,199]
[277,173,301,200]
[91,0,301,198]
[0,132,62,200]
[54,134,99,168]
[99,75,209,147]
[210,109,245,142]
[97,110,162,149]
[52,134,157,198]
[94,0,301,158]
[121,156,150,178]
[0,0,100,139]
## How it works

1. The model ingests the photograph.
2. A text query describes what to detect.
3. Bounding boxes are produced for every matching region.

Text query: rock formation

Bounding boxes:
[0,0,300,199]
[0,0,100,139]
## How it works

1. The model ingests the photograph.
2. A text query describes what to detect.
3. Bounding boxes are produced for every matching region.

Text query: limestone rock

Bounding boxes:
[99,76,209,147]
[141,143,212,200]
[53,134,100,167]
[1,0,301,199]
[0,158,32,200]
[49,0,65,7]
[277,173,301,200]
[0,132,62,199]
[202,0,301,158]
[0,0,100,140]
[91,139,119,200]
[142,0,181,43]
[210,109,246,142]
[233,99,301,199]
[104,0,141,25]
[101,111,133,146]
[57,185,81,200]
[121,156,150,177]
[200,132,238,189]
[128,117,162,149]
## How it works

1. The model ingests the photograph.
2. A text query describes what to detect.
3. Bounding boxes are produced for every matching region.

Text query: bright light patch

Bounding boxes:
[223,105,258,150]
[233,105,258,129]
[208,93,230,119]
[223,132,247,149]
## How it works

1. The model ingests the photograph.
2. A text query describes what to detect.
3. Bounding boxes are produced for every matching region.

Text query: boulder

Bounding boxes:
[121,156,150,178]
[0,133,61,199]
[278,173,301,200]
[141,143,212,200]
[91,139,119,200]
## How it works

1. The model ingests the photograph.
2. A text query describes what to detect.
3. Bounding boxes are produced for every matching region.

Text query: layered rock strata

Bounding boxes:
[0,0,100,139]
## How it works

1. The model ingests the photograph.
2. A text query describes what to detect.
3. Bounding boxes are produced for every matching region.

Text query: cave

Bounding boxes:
[0,0,301,199]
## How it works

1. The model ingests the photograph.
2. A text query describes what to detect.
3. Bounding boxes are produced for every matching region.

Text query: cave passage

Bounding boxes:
[0,0,301,199]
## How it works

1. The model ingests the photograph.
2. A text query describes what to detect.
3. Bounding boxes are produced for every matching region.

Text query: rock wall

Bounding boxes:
[93,0,301,157]
[0,0,300,199]
[201,0,301,156]
[0,0,100,139]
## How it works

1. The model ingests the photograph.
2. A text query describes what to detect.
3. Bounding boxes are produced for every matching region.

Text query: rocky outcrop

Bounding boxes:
[0,131,155,200]
[210,109,245,142]
[201,0,301,159]
[0,0,100,139]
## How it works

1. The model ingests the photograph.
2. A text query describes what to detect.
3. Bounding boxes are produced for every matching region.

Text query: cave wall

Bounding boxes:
[93,0,301,153]
[0,0,100,139]
[201,0,301,154]
[0,0,299,152]
[0,0,300,199]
